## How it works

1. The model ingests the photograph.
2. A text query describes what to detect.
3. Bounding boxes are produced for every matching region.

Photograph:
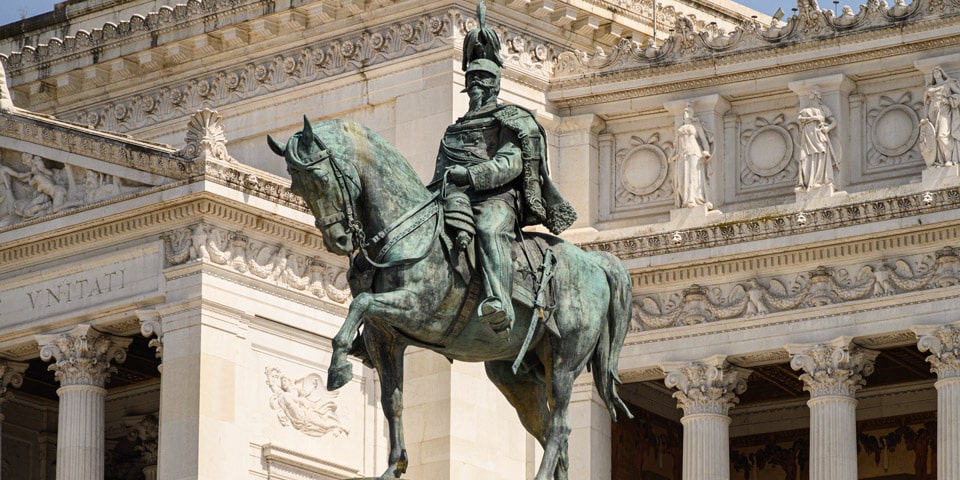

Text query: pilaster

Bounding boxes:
[912,322,960,480]
[36,324,132,480]
[0,359,27,480]
[786,336,878,480]
[568,382,611,480]
[661,354,750,480]
[554,113,605,228]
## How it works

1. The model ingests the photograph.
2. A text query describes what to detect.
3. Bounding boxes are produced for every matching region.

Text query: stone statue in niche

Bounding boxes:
[919,66,960,167]
[672,102,713,209]
[796,88,839,191]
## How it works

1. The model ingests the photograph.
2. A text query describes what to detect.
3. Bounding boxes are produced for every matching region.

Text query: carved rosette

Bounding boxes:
[786,337,879,398]
[913,323,960,379]
[36,325,132,388]
[661,355,751,416]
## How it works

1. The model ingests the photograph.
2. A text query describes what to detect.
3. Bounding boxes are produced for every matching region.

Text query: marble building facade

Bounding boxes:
[0,0,958,479]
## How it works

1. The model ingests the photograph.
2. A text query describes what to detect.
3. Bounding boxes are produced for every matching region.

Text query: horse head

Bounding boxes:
[268,117,358,256]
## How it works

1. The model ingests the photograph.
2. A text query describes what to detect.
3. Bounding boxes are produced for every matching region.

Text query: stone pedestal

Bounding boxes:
[913,323,960,480]
[786,337,878,480]
[921,163,960,189]
[36,324,131,480]
[661,355,750,480]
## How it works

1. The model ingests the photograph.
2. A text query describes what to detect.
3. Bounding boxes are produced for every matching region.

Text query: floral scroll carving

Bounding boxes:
[162,224,351,304]
[634,246,960,331]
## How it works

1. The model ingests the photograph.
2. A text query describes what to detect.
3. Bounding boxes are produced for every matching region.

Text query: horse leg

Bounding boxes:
[535,362,575,480]
[327,292,374,390]
[484,360,549,445]
[363,321,409,479]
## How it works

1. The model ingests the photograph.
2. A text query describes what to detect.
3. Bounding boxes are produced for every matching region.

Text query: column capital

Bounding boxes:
[0,359,28,400]
[786,336,879,398]
[664,93,731,117]
[912,322,960,379]
[556,113,605,136]
[35,324,132,388]
[661,354,751,416]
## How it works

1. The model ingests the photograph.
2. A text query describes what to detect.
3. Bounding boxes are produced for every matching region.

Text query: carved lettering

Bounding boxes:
[24,270,127,311]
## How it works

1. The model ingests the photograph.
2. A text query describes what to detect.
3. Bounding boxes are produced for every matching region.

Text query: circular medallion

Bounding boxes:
[873,104,919,157]
[620,145,668,196]
[746,125,793,176]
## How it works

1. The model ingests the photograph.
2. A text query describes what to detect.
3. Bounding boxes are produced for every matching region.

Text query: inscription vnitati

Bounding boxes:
[0,247,161,326]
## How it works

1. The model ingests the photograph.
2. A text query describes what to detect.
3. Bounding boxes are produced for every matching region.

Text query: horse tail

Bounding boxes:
[589,251,634,422]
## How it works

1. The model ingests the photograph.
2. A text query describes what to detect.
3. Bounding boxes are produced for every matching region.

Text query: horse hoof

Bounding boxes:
[326,360,354,391]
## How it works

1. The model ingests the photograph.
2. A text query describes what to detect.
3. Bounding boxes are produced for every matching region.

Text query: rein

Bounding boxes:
[309,133,442,269]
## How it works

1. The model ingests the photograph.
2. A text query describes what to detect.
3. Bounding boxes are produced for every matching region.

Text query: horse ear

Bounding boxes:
[302,116,315,144]
[266,135,285,157]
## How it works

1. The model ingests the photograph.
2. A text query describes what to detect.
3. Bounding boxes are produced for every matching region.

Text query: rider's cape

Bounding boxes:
[493,105,577,235]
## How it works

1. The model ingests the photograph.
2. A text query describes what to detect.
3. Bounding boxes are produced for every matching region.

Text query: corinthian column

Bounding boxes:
[912,322,960,480]
[661,355,751,480]
[786,337,878,480]
[0,360,28,480]
[36,324,132,480]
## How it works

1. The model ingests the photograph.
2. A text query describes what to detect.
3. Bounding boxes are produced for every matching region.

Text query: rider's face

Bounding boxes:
[465,71,497,110]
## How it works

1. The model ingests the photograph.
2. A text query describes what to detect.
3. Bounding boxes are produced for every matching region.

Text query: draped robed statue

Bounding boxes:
[266,2,633,479]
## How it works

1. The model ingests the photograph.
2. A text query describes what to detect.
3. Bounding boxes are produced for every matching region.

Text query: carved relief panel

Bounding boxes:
[0,149,149,228]
[599,116,676,221]
[735,107,800,202]
[853,80,928,185]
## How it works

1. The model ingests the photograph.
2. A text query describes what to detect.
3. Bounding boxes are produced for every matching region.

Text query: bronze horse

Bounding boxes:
[268,118,632,480]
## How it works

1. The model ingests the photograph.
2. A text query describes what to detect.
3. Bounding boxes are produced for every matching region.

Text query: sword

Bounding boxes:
[512,248,557,375]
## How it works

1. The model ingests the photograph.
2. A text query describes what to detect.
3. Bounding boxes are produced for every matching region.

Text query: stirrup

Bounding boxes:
[478,297,510,333]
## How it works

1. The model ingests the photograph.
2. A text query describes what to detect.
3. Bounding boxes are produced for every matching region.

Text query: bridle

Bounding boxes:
[294,127,441,269]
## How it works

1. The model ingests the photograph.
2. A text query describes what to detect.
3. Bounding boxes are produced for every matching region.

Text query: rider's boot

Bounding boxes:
[479,296,513,336]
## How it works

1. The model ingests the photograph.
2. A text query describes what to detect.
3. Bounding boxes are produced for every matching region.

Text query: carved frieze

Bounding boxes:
[264,367,348,438]
[633,246,960,331]
[162,224,350,304]
[0,152,151,227]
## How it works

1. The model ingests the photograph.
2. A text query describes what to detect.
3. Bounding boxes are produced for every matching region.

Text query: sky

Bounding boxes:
[0,1,811,29]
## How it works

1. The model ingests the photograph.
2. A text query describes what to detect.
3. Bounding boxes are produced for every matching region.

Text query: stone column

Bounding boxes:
[36,324,131,480]
[912,322,960,480]
[661,354,751,480]
[786,336,878,480]
[0,360,27,480]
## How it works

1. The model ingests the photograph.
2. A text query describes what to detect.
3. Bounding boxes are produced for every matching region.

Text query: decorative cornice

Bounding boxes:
[634,246,960,331]
[786,337,879,398]
[552,10,960,107]
[585,186,960,261]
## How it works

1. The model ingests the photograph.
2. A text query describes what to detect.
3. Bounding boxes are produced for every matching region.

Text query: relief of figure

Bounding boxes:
[14,153,78,218]
[888,0,910,17]
[82,170,121,203]
[0,164,21,226]
[834,5,858,26]
[796,88,839,191]
[672,102,713,209]
[265,367,348,438]
[919,66,960,167]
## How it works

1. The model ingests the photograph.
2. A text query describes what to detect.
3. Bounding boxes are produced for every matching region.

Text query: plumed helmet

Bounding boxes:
[461,0,504,72]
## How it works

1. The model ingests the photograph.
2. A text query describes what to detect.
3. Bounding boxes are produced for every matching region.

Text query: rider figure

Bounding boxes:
[430,6,576,335]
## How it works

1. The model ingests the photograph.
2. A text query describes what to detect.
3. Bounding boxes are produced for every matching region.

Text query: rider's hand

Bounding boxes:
[447,165,471,186]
